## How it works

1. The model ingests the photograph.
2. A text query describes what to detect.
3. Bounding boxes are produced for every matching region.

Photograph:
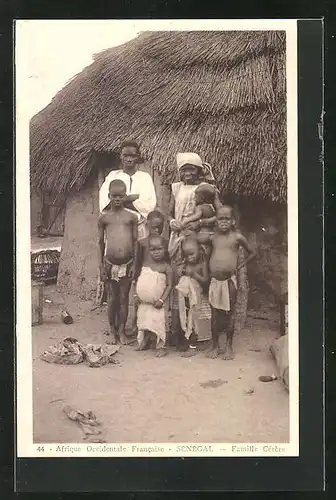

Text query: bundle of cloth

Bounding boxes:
[40,337,120,367]
[176,275,211,342]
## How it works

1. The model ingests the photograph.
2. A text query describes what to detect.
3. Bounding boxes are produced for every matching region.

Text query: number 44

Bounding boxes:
[37,446,44,452]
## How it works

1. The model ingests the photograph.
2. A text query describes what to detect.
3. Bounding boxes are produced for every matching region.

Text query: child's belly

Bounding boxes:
[105,233,134,264]
[209,249,237,281]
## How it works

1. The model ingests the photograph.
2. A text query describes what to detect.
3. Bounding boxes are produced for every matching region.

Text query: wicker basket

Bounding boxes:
[31,249,60,285]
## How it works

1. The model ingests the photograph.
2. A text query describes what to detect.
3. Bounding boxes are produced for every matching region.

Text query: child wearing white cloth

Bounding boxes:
[133,235,173,357]
[204,205,256,360]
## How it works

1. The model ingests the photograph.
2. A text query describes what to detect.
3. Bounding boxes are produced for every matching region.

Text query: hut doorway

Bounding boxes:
[40,191,66,237]
[95,151,120,189]
[239,199,287,313]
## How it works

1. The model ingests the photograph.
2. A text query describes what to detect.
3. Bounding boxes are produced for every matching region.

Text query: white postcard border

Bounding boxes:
[16,18,298,458]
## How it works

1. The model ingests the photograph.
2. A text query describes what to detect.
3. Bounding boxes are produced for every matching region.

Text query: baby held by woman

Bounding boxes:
[171,182,218,244]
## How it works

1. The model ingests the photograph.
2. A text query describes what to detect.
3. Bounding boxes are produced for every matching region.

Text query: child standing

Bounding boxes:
[134,235,173,357]
[206,205,256,360]
[98,179,138,345]
[131,210,167,335]
[176,237,212,356]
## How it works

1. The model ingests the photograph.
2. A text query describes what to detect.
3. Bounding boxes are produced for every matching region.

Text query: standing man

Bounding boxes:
[99,140,157,239]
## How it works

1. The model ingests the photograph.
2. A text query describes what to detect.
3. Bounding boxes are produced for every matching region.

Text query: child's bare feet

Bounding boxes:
[198,340,212,352]
[106,329,117,345]
[176,346,188,353]
[174,333,188,352]
[136,330,149,351]
[181,347,198,358]
[156,347,168,358]
[119,332,132,345]
[222,345,235,360]
[135,345,146,351]
[130,326,138,337]
[206,346,221,359]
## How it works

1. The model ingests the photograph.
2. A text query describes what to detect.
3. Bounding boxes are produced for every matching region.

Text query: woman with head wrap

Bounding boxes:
[168,153,221,352]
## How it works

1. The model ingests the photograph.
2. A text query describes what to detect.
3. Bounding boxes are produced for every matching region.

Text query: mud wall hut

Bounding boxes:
[30,31,287,311]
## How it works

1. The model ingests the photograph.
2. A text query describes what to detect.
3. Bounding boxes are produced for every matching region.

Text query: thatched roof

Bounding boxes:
[30,31,286,202]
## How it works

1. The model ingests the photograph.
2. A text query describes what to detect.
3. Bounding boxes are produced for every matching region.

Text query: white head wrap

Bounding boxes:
[176,152,203,171]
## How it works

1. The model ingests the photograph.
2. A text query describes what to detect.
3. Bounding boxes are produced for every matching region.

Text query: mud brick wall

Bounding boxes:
[57,173,99,300]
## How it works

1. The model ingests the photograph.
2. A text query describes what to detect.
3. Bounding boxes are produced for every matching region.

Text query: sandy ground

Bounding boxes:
[32,286,289,444]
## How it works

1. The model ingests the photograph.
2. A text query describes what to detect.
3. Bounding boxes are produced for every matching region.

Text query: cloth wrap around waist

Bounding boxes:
[209,275,237,311]
[104,257,133,282]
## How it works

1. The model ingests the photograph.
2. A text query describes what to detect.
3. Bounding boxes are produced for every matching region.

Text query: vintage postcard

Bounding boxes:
[16,19,298,459]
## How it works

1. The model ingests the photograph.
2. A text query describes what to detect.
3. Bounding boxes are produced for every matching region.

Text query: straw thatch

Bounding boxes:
[30,31,286,202]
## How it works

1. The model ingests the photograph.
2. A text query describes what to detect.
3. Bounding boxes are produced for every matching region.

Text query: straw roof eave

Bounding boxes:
[30,30,287,203]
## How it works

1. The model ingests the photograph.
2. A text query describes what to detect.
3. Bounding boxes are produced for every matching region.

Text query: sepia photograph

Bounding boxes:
[16,19,298,458]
